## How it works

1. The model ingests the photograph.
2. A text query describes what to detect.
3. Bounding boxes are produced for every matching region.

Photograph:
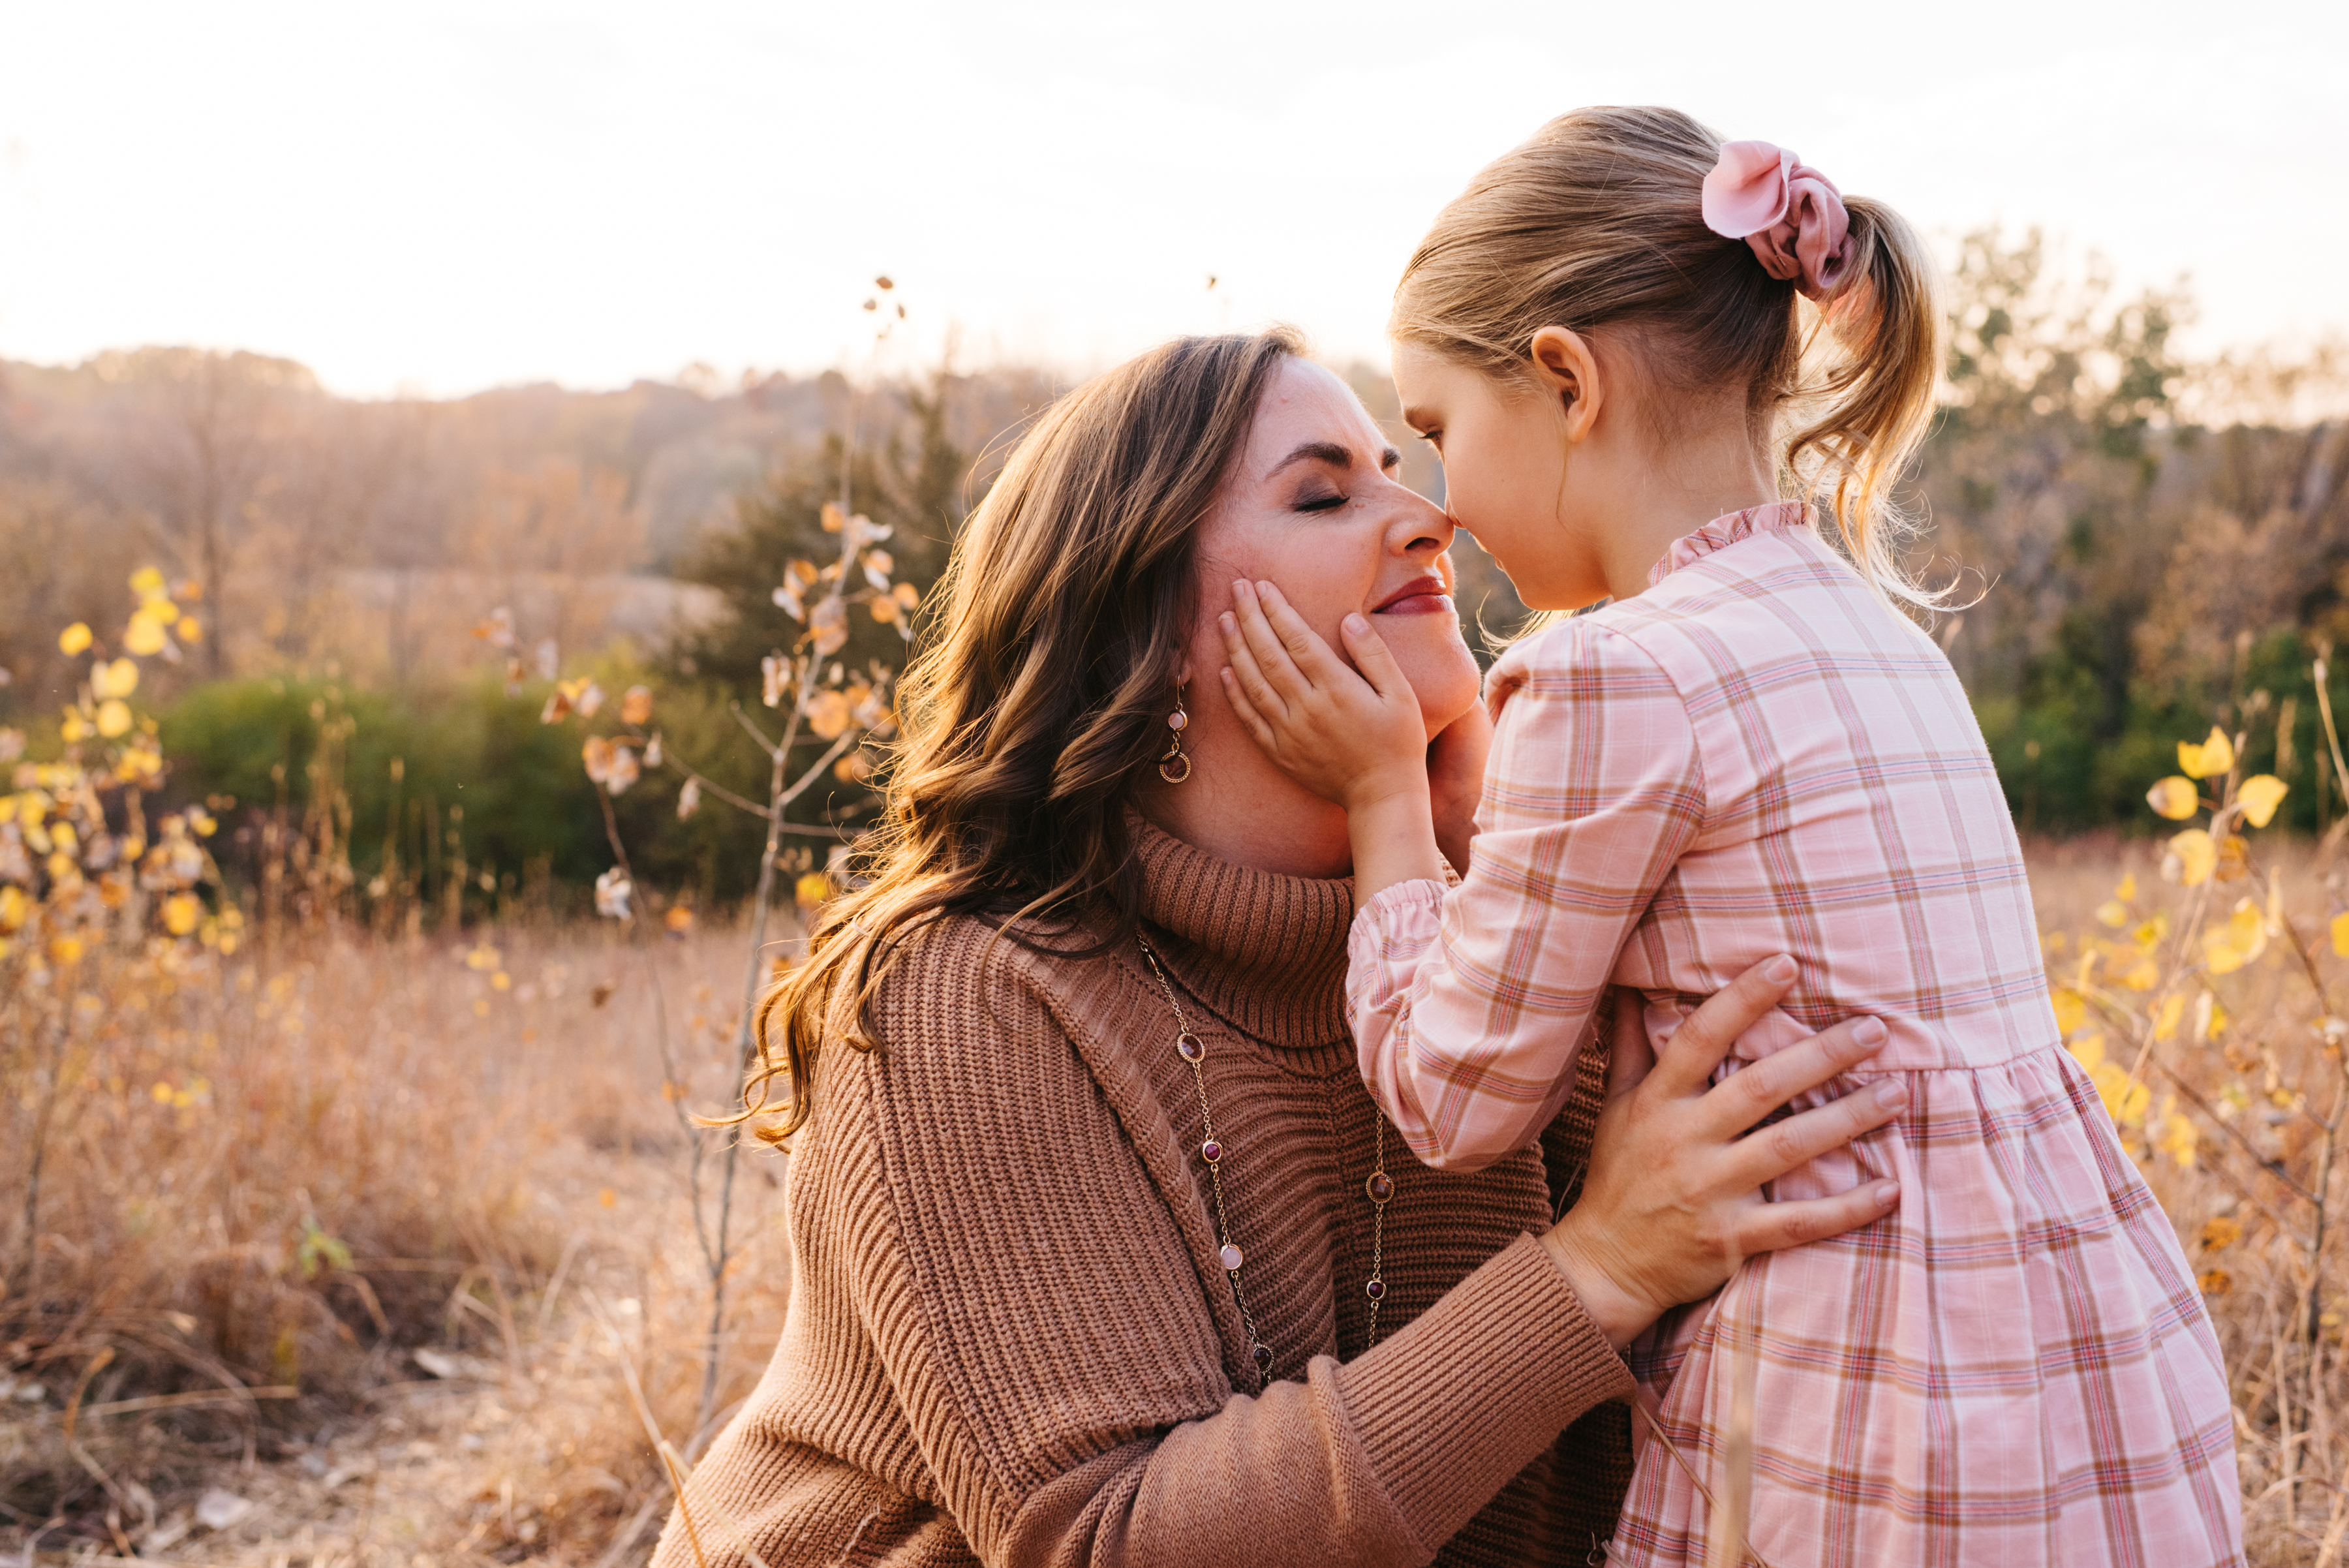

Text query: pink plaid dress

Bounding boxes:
[1350,504,2242,1565]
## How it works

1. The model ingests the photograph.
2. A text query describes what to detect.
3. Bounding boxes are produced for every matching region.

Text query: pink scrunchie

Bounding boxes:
[1700,140,1856,301]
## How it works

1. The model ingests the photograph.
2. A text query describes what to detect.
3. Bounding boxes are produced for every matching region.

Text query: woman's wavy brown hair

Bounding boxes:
[738,328,1303,1143]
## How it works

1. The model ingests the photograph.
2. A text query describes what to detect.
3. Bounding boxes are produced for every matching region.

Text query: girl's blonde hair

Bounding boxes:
[1390,106,1944,606]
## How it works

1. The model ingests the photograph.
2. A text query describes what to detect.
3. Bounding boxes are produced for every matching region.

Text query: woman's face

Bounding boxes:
[1189,358,1482,741]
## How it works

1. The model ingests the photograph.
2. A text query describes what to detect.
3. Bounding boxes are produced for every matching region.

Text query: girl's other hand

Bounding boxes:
[1427,700,1492,875]
[1540,957,1905,1350]
[1220,579,1426,812]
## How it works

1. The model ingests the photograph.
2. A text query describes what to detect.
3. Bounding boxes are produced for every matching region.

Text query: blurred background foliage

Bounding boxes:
[5,226,2347,903]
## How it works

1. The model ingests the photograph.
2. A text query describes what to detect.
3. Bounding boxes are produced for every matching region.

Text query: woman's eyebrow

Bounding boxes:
[1264,440,1403,479]
[1265,440,1354,478]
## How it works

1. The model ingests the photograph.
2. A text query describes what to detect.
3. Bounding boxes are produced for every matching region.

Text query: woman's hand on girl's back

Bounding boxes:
[1540,957,1905,1351]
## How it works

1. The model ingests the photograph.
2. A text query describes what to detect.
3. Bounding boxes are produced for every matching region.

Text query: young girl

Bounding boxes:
[1218,108,2242,1565]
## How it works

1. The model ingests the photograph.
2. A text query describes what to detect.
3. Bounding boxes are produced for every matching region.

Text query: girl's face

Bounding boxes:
[1391,341,1606,611]
[1190,358,1481,740]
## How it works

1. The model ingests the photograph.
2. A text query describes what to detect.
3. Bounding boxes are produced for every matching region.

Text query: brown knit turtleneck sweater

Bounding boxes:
[657,818,1636,1567]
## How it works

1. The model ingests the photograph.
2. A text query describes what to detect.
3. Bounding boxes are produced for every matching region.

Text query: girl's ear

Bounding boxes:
[1529,326,1604,445]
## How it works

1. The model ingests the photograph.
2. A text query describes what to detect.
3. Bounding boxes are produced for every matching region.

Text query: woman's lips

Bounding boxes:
[1373,577,1454,616]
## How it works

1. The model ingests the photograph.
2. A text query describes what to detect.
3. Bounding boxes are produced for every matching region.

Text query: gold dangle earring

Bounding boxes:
[1158,681,1193,784]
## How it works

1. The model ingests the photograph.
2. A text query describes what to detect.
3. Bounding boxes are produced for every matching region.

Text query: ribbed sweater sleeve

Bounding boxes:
[844,933,1636,1568]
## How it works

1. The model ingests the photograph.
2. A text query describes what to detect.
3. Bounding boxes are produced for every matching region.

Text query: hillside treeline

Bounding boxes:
[3,230,2345,911]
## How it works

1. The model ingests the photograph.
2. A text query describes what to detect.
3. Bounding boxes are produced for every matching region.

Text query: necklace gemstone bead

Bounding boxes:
[1137,933,1394,1390]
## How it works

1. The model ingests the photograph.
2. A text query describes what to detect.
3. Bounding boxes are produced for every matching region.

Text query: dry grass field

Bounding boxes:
[0,914,795,1566]
[9,823,2349,1566]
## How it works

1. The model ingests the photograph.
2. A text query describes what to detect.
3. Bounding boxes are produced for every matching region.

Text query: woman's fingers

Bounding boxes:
[1723,1071,1907,1192]
[1732,1178,1901,1260]
[1700,1015,1892,1141]
[1644,956,1798,1099]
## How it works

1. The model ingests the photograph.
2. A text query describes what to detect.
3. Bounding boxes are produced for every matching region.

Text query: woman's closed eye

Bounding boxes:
[1294,491,1348,514]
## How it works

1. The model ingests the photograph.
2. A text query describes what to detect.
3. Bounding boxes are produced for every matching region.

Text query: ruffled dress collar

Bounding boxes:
[1648,500,1818,589]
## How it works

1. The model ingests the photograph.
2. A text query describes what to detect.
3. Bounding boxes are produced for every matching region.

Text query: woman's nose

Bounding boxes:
[1383,486,1454,557]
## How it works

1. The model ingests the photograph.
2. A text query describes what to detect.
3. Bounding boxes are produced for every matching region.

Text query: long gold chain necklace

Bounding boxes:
[1136,934,1396,1391]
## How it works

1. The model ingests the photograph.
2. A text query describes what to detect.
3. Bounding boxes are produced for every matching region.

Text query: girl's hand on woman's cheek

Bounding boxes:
[1219,579,1428,812]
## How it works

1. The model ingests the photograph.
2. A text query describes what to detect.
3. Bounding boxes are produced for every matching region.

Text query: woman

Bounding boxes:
[657,330,1905,1567]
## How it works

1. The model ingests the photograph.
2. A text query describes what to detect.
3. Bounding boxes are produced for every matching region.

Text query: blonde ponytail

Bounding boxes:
[1784,197,1946,607]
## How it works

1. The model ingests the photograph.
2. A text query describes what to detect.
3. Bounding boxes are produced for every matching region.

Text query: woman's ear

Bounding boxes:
[1529,326,1603,445]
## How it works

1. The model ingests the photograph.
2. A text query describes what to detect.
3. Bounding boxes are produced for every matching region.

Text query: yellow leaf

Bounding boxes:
[2090,1060,2151,1124]
[2202,898,2267,975]
[123,617,166,657]
[162,893,200,936]
[59,622,92,655]
[465,942,502,971]
[491,970,512,991]
[893,581,920,609]
[2095,900,2129,928]
[2067,1031,2107,1073]
[2199,1215,2243,1251]
[129,566,166,598]
[2198,1267,2234,1297]
[2115,873,2137,901]
[2153,994,2185,1041]
[95,699,132,738]
[869,594,900,624]
[2051,987,2087,1038]
[2178,728,2235,780]
[176,615,203,643]
[809,596,848,658]
[2168,829,2216,887]
[90,658,139,699]
[664,905,696,935]
[795,871,832,910]
[0,885,26,932]
[821,502,846,533]
[2145,776,2199,820]
[2157,1108,2198,1170]
[132,595,177,625]
[2121,958,2158,991]
[48,935,84,966]
[2334,910,2349,959]
[2237,774,2289,829]
[806,690,852,741]
[621,685,654,728]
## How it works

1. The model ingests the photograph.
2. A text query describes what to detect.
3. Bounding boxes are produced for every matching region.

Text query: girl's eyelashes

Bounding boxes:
[1294,492,1347,514]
